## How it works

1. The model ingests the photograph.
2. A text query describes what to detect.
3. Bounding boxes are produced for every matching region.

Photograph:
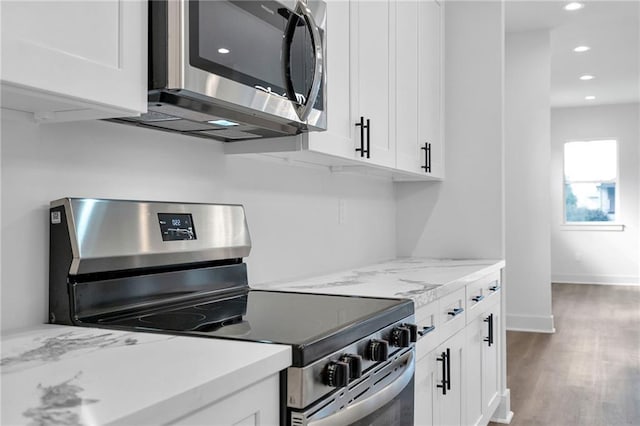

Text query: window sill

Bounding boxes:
[560,223,625,231]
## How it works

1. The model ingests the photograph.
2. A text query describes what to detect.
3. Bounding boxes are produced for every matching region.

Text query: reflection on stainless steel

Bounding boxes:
[137,0,327,142]
[305,349,414,426]
[283,0,323,121]
[51,198,251,275]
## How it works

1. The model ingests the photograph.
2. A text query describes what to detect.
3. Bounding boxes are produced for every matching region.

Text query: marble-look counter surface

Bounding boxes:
[254,258,505,310]
[1,324,291,425]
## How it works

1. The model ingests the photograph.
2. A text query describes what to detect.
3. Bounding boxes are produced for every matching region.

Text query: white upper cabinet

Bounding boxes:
[396,0,443,178]
[225,0,443,181]
[348,0,396,168]
[1,0,146,122]
[304,0,354,158]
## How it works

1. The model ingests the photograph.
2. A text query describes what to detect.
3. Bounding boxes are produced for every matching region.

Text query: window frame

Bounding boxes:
[561,138,623,230]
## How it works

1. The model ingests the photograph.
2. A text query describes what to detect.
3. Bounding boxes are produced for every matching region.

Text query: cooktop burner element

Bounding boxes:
[48,198,416,426]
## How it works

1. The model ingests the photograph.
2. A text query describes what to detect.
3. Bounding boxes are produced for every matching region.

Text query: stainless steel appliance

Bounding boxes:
[49,198,415,426]
[116,0,327,142]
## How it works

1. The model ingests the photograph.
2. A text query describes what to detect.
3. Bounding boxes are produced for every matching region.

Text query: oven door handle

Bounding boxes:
[282,0,324,122]
[308,350,415,426]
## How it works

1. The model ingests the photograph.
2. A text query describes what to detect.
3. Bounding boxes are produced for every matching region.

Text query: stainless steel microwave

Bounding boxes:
[119,0,327,142]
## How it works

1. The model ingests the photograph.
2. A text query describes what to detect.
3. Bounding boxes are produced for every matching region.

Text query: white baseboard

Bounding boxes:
[490,389,514,424]
[506,314,555,333]
[552,274,639,286]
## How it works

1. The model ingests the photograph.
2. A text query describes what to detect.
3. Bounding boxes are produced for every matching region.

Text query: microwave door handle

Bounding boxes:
[282,1,323,122]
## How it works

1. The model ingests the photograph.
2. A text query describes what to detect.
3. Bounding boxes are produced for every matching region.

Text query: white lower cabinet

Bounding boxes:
[415,347,438,426]
[414,276,505,426]
[481,302,501,421]
[169,374,280,426]
[416,328,466,426]
[465,313,485,426]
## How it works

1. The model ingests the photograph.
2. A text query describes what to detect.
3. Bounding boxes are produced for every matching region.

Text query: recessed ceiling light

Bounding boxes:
[573,46,590,53]
[217,48,230,54]
[579,75,595,81]
[564,2,584,11]
[585,95,596,100]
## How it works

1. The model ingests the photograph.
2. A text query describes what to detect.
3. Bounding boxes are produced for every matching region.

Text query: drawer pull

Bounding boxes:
[489,285,501,292]
[436,348,450,395]
[447,307,464,317]
[484,313,494,346]
[418,325,436,337]
[471,295,484,302]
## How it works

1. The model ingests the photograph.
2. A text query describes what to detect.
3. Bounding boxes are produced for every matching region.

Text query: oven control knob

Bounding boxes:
[391,326,411,348]
[324,360,350,388]
[403,323,419,343]
[368,339,389,362]
[339,354,363,379]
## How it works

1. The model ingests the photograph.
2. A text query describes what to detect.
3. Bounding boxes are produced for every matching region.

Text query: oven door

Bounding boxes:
[290,348,414,426]
[165,0,326,129]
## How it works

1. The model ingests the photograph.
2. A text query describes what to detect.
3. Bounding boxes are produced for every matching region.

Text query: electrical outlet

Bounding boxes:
[338,199,346,224]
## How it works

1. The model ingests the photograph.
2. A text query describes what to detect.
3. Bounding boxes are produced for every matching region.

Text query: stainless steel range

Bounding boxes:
[49,198,415,425]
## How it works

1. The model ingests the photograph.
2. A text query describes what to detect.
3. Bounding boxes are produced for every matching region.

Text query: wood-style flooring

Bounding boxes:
[489,283,640,426]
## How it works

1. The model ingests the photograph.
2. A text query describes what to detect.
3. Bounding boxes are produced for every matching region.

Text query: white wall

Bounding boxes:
[0,115,397,333]
[504,30,555,333]
[550,103,640,285]
[396,1,504,260]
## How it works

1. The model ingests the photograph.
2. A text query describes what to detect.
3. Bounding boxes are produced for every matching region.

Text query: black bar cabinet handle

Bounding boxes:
[436,351,447,395]
[355,117,365,157]
[484,313,494,346]
[445,347,451,390]
[472,295,484,302]
[447,307,464,317]
[355,117,370,158]
[421,142,432,173]
[421,142,428,173]
[418,325,435,337]
[365,119,371,158]
[490,314,494,345]
[489,285,501,292]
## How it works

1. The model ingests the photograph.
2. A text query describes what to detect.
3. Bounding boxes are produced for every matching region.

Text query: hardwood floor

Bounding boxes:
[489,283,640,426]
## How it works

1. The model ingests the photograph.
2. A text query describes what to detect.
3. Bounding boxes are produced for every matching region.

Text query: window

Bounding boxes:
[563,139,618,223]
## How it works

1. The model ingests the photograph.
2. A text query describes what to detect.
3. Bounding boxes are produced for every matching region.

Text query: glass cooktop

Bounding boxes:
[98,289,414,366]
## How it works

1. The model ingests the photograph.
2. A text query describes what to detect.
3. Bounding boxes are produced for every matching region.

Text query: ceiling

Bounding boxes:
[505,0,640,108]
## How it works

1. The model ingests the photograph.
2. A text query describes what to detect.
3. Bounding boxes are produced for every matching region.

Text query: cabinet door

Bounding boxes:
[482,302,501,418]
[415,350,437,426]
[434,330,465,426]
[170,374,280,426]
[350,1,396,167]
[466,299,502,426]
[418,0,443,178]
[395,1,420,173]
[307,0,355,158]
[1,0,146,121]
[396,0,442,177]
[465,313,485,426]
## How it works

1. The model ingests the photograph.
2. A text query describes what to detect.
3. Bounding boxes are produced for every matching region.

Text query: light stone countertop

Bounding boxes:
[253,258,505,310]
[1,324,291,426]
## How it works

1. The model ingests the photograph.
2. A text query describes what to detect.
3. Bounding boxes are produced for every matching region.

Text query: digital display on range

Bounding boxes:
[158,213,197,241]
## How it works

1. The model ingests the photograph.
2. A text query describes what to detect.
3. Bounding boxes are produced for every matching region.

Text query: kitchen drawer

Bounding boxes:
[415,300,440,358]
[466,272,501,323]
[437,287,466,340]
